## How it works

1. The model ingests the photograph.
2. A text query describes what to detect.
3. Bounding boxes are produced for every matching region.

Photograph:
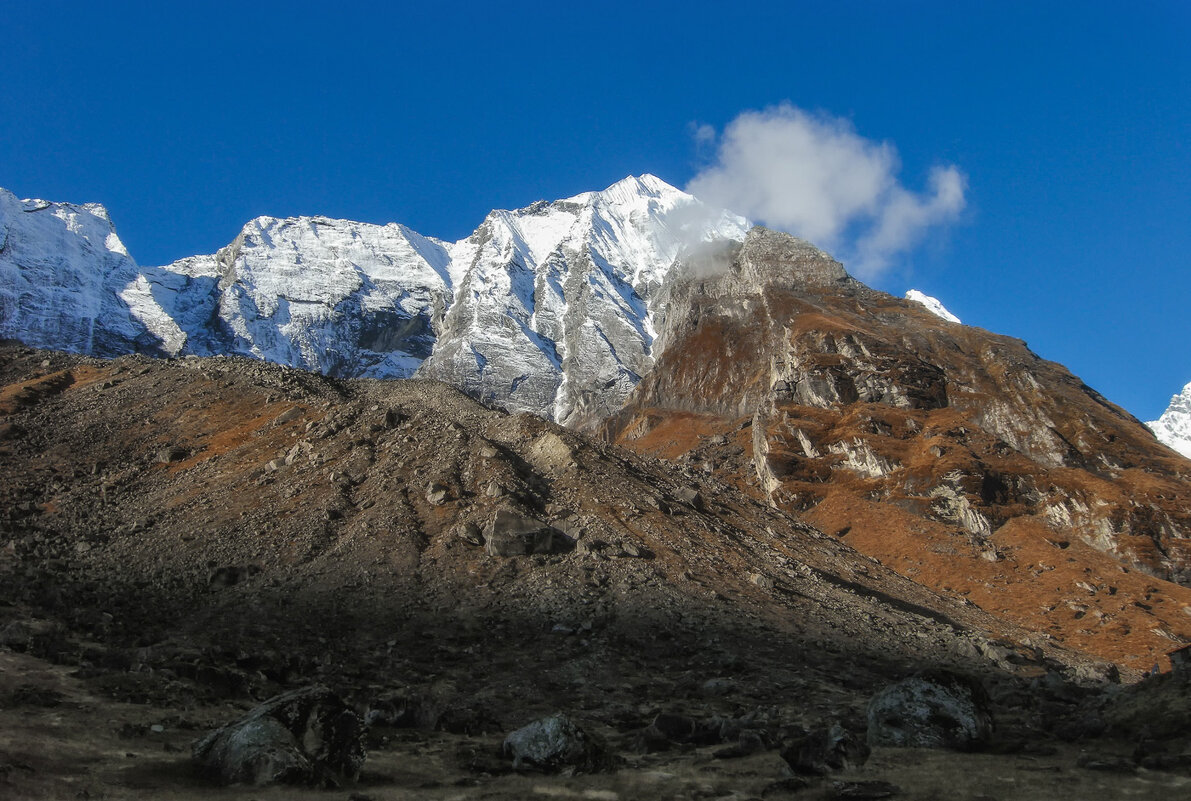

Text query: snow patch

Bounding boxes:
[905,289,960,323]
[1148,381,1191,459]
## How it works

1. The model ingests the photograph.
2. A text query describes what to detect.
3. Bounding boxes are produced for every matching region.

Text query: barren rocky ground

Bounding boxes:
[1,344,1190,799]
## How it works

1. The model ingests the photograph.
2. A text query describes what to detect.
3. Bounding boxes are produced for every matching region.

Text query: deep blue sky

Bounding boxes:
[3,1,1188,419]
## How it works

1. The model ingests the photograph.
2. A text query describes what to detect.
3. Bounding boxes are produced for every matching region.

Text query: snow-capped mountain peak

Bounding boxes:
[418,175,748,424]
[1148,381,1191,459]
[905,289,961,323]
[0,176,747,424]
[0,187,147,356]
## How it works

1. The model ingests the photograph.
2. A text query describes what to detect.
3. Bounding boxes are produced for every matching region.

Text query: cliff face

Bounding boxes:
[0,188,154,356]
[606,227,1191,669]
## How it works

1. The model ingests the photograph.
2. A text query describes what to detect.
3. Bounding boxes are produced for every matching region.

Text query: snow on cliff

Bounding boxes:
[0,176,747,423]
[1148,381,1191,459]
[0,188,153,355]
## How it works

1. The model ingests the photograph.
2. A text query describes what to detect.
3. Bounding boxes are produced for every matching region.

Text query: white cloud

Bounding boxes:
[687,104,966,276]
[691,122,717,148]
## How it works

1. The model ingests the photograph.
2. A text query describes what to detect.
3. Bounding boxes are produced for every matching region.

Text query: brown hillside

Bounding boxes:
[605,227,1191,673]
[6,343,1167,799]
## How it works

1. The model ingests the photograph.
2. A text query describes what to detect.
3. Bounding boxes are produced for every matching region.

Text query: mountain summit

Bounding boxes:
[1148,381,1191,458]
[0,177,746,425]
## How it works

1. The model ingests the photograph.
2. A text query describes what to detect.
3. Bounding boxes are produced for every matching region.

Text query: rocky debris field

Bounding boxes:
[2,344,1190,799]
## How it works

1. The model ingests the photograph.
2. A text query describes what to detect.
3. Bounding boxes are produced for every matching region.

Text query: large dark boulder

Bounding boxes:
[866,673,992,750]
[502,713,614,772]
[193,685,365,786]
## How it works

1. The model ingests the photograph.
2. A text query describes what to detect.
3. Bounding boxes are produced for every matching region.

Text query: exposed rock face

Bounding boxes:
[0,177,746,424]
[606,227,1191,669]
[1148,380,1191,459]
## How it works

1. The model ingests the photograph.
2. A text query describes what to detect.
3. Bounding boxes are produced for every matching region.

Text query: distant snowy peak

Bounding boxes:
[419,174,749,423]
[905,289,961,323]
[0,187,151,356]
[1148,381,1191,459]
[126,174,747,421]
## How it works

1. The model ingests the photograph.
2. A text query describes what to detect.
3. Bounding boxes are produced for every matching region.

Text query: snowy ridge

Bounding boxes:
[0,176,746,422]
[905,289,961,323]
[1148,381,1191,459]
[420,175,748,423]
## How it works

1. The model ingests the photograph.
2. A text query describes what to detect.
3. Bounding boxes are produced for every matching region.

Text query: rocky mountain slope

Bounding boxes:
[2,344,1183,799]
[604,227,1191,671]
[1147,380,1191,458]
[7,179,1191,670]
[0,178,746,425]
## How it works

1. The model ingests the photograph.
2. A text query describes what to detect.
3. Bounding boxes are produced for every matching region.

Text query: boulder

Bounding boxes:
[502,713,612,772]
[193,685,365,787]
[156,446,188,463]
[676,487,705,511]
[781,723,870,775]
[866,673,992,750]
[484,509,573,556]
[526,432,576,475]
[635,712,698,752]
[207,564,262,588]
[453,521,484,547]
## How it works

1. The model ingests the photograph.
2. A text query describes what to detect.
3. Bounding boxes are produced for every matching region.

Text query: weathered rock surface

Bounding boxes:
[866,673,992,750]
[483,509,573,556]
[502,714,612,772]
[192,685,365,786]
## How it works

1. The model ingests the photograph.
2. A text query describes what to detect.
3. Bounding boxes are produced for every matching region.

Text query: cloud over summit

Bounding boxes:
[687,105,966,276]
